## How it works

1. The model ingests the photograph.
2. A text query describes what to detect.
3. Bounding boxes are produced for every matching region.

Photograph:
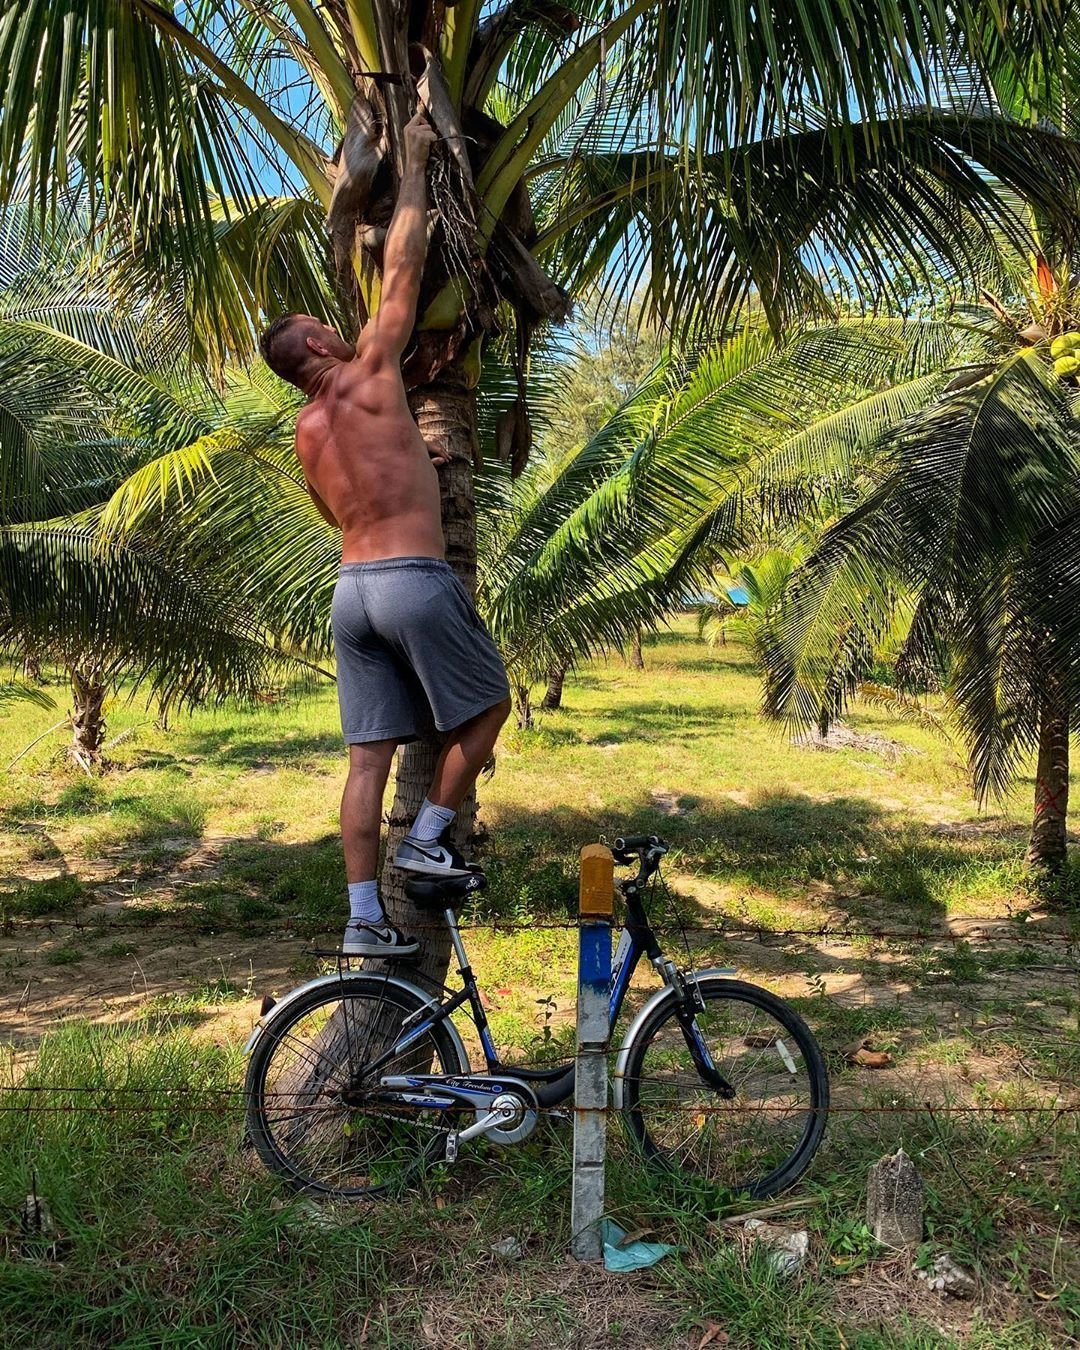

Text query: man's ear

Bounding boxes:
[305,335,331,358]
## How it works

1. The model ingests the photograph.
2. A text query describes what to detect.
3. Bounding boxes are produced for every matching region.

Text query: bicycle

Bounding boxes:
[244,834,829,1199]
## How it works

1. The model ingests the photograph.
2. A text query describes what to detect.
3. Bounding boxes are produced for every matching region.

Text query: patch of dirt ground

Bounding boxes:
[0,929,304,1048]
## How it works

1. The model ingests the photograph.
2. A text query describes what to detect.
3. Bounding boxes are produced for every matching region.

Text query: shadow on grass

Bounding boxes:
[1,874,89,920]
[6,784,1064,937]
[0,779,112,832]
[1,775,208,874]
[482,788,899,913]
[5,789,1075,1081]
[82,834,349,933]
[174,729,345,768]
[579,698,746,741]
[137,1005,220,1033]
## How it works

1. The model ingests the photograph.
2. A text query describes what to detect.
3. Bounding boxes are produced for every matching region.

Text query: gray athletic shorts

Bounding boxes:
[331,557,510,745]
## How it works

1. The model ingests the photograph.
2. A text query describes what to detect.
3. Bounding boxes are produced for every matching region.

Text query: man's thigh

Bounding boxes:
[347,739,398,775]
[394,572,510,733]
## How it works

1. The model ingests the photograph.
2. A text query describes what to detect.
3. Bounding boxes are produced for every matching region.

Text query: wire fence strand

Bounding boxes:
[3,916,1078,944]
[0,1097,1076,1117]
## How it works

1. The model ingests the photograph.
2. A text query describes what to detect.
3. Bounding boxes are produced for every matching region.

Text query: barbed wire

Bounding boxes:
[2,916,1077,944]
[0,1096,1076,1117]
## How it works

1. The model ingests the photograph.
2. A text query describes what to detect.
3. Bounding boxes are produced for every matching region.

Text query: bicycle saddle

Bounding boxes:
[404,871,486,908]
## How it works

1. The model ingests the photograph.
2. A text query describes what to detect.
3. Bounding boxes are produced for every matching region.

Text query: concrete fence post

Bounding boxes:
[570,842,614,1261]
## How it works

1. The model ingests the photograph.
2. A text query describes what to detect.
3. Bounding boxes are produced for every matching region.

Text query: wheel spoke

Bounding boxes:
[625,983,826,1196]
[247,983,457,1197]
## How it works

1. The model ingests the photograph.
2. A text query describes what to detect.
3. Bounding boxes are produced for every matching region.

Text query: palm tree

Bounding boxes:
[0,218,324,761]
[480,319,974,720]
[9,1,1080,968]
[765,327,1080,883]
[0,524,310,766]
[760,13,1080,886]
[695,550,802,657]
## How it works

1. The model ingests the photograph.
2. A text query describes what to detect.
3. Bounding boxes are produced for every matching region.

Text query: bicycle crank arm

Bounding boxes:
[443,1101,522,1162]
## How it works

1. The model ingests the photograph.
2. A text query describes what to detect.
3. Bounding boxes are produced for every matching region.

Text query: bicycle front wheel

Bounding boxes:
[245,974,467,1198]
[621,976,828,1198]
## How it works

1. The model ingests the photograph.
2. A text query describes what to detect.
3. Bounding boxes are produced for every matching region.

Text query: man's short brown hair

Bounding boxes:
[259,313,311,386]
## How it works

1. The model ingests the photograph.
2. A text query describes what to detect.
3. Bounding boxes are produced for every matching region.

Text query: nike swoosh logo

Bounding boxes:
[412,844,452,864]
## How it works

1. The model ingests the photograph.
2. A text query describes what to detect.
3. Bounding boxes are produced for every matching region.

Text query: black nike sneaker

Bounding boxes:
[341,919,420,957]
[393,827,475,878]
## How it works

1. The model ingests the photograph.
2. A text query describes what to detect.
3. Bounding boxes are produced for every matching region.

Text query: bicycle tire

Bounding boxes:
[621,976,828,1198]
[246,974,467,1198]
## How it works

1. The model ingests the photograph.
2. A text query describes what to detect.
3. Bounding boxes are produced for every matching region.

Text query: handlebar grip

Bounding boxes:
[613,833,663,852]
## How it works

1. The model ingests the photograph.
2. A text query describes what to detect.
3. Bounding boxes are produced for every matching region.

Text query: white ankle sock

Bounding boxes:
[409,798,455,843]
[347,880,384,926]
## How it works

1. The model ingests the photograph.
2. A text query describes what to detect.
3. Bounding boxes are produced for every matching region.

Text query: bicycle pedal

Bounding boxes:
[444,1132,459,1163]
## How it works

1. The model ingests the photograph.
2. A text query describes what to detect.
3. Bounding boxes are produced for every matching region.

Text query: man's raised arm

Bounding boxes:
[360,112,437,364]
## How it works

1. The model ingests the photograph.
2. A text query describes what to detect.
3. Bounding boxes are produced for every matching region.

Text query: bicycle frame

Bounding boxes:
[348,865,731,1111]
[246,837,827,1196]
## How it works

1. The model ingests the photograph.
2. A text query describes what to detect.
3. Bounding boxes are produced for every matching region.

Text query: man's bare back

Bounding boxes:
[295,347,444,562]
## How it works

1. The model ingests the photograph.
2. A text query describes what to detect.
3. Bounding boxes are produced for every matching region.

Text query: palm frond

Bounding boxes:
[537,111,1080,334]
[0,679,56,711]
[0,521,318,711]
[857,681,947,738]
[98,419,339,656]
[481,317,959,684]
[767,344,1080,802]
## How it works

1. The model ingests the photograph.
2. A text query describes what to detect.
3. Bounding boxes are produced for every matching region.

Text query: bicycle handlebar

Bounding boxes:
[613,833,665,852]
[612,835,669,885]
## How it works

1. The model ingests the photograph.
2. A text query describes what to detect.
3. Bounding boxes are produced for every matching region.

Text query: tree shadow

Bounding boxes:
[481,788,1076,943]
[173,730,345,769]
[482,788,908,918]
[579,700,747,744]
[0,779,112,832]
[5,778,1073,1016]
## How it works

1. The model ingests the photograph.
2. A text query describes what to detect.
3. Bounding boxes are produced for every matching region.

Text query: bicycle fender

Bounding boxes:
[611,968,736,1113]
[242,970,470,1072]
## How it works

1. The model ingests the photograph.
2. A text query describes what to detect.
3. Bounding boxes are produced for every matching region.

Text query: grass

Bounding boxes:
[2,625,1079,1347]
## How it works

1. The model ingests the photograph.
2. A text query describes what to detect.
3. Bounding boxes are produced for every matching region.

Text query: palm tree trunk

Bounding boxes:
[540,661,567,710]
[513,681,532,729]
[70,667,106,769]
[1027,676,1070,876]
[630,625,644,670]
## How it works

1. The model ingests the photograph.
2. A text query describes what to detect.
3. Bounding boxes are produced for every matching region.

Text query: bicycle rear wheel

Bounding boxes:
[245,974,467,1198]
[621,976,828,1198]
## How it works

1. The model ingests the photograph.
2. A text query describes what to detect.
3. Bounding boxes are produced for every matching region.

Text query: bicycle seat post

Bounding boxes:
[401,873,485,976]
[444,906,469,972]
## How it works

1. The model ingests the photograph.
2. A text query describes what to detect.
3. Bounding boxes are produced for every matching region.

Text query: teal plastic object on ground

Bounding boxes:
[600,1219,678,1272]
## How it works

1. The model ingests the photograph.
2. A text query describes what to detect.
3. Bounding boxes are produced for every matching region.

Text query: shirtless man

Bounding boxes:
[259,112,511,958]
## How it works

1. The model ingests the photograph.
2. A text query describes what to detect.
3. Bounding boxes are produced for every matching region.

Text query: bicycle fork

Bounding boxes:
[655,958,738,1100]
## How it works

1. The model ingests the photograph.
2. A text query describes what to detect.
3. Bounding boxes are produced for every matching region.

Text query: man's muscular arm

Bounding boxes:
[360,112,437,365]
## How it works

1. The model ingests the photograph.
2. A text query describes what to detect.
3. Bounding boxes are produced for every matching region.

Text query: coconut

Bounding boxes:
[1054,355,1080,378]
[1051,332,1080,358]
